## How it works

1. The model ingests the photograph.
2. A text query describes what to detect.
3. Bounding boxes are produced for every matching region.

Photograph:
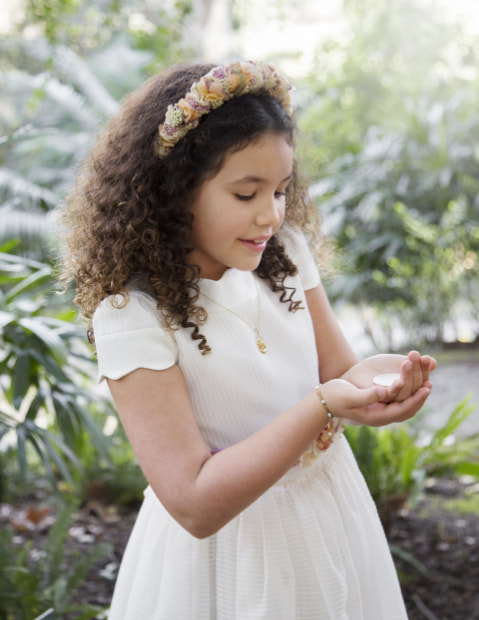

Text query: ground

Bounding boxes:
[390,478,479,620]
[2,355,478,618]
[83,481,479,620]
[3,476,478,619]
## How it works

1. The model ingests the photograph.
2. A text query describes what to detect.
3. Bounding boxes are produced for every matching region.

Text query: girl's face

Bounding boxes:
[189,132,294,280]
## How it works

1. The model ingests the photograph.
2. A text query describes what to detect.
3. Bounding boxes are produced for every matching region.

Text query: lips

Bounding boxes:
[239,237,269,252]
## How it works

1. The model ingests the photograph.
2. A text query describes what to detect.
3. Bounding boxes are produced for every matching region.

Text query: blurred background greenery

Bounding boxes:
[0,1,478,617]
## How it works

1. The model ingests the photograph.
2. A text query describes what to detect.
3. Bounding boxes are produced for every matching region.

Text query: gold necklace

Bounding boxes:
[201,277,267,354]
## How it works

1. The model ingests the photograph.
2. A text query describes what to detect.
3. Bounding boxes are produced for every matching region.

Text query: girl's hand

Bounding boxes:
[320,378,431,427]
[387,351,436,401]
[342,351,436,402]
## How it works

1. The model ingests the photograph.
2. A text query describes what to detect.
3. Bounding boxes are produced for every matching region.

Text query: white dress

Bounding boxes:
[93,227,408,620]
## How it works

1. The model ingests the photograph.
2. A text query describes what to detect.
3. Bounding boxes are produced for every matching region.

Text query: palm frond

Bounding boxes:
[0,168,57,208]
[0,207,53,241]
[53,45,120,117]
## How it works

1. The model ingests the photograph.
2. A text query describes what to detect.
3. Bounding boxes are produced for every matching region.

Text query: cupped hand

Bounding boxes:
[321,378,431,428]
[341,351,436,403]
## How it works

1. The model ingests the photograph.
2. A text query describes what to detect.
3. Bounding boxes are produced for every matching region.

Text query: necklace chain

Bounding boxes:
[201,277,267,354]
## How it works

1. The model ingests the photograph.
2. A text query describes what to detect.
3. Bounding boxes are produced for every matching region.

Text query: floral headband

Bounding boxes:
[157,60,293,157]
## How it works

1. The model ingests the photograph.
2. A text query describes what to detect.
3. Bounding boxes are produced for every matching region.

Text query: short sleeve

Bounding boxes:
[92,290,178,382]
[279,225,320,291]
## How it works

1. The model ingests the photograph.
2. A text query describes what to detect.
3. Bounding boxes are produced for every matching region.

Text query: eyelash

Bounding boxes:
[235,191,287,202]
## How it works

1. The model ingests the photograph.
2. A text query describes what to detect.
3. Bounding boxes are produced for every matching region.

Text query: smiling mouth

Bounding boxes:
[239,238,269,252]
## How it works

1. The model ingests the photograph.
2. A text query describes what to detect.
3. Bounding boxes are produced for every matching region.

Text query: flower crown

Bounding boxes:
[157,60,293,157]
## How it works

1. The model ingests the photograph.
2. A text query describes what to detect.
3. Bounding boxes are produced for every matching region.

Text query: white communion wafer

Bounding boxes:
[373,373,401,387]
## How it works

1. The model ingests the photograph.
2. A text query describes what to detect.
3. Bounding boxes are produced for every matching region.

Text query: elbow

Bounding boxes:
[180,514,225,539]
[154,491,221,538]
[172,496,230,538]
[150,472,233,539]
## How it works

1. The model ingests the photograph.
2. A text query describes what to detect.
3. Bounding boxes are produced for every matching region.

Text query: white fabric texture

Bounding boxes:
[92,226,407,619]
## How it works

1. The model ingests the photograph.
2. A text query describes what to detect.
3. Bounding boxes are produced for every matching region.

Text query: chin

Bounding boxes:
[235,258,263,272]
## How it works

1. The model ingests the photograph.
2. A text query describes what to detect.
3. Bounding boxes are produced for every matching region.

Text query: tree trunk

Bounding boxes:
[189,0,235,62]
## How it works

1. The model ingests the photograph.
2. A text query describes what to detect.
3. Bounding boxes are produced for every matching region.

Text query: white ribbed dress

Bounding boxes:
[93,227,408,620]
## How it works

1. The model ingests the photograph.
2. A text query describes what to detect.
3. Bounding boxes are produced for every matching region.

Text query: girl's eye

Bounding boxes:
[275,191,287,199]
[235,193,255,201]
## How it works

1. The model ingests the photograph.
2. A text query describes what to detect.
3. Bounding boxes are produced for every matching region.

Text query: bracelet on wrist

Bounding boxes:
[314,384,334,420]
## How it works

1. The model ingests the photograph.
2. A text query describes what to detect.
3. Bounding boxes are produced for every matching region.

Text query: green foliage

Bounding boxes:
[0,38,142,259]
[0,250,112,495]
[388,543,429,578]
[442,493,479,516]
[0,501,111,619]
[345,396,478,525]
[16,0,192,65]
[70,416,146,507]
[345,422,423,524]
[0,2,192,257]
[298,0,479,344]
[419,397,479,479]
[314,98,479,343]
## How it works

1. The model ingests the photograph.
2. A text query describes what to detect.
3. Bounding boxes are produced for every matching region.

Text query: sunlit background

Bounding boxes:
[0,4,478,618]
[1,0,478,377]
[1,0,478,352]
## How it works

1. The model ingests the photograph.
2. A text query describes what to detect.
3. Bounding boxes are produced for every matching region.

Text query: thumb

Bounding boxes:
[361,385,388,405]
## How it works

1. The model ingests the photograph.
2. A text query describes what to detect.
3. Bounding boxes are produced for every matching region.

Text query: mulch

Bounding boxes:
[2,477,479,619]
[390,478,479,620]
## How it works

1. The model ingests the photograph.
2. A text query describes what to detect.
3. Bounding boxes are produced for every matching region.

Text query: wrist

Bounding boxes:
[314,383,335,420]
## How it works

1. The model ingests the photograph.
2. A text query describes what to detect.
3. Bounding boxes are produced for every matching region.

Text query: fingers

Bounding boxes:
[385,386,431,422]
[391,358,414,401]
[408,350,423,391]
[364,386,431,427]
[384,377,405,401]
[419,354,436,382]
[322,379,389,418]
[322,372,433,428]
[390,351,433,402]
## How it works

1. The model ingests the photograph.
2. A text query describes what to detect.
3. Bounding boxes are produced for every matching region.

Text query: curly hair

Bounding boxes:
[60,63,323,353]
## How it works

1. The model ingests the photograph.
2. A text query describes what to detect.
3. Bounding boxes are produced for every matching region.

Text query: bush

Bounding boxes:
[0,501,111,619]
[0,249,112,497]
[346,396,478,531]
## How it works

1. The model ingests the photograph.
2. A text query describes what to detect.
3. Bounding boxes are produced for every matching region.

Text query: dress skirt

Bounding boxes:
[107,435,407,619]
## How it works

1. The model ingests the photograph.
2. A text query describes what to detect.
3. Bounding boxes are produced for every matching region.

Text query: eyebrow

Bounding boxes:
[227,173,293,185]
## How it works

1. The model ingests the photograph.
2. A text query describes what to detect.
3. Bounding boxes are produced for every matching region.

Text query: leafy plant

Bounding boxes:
[313,99,479,345]
[420,397,479,479]
[0,36,160,261]
[0,249,112,495]
[71,416,146,508]
[0,501,112,619]
[345,396,478,530]
[298,0,479,346]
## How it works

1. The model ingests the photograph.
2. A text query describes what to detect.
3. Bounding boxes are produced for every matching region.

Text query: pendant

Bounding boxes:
[256,337,267,354]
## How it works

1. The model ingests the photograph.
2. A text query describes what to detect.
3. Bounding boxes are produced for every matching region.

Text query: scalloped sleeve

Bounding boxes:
[280,225,320,291]
[92,291,178,382]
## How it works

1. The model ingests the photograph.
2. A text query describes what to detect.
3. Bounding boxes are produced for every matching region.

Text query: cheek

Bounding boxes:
[192,216,231,249]
[201,207,244,236]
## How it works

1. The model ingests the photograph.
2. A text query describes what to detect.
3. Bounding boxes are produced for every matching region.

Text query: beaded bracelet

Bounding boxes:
[314,384,334,420]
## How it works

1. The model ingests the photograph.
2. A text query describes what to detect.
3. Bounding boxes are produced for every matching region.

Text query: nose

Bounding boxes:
[255,194,284,228]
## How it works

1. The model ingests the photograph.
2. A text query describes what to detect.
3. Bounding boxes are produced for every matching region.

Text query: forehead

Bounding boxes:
[215,133,294,182]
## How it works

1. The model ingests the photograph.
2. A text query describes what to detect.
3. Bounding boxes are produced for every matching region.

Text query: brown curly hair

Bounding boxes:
[60,63,322,354]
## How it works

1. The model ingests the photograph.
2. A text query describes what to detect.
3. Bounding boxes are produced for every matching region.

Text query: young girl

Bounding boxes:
[62,61,435,619]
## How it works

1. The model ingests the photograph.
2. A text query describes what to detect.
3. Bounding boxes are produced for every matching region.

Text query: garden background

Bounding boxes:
[1,0,478,618]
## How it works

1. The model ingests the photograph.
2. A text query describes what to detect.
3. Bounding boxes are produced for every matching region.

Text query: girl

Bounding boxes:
[62,61,435,619]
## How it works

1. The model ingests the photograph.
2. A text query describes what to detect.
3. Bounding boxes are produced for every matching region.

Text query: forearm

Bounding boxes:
[111,365,429,539]
[168,390,329,538]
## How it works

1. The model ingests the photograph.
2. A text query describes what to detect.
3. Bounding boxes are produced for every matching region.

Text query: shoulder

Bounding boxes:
[92,289,163,336]
[277,224,308,254]
[92,290,178,382]
[277,224,320,290]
